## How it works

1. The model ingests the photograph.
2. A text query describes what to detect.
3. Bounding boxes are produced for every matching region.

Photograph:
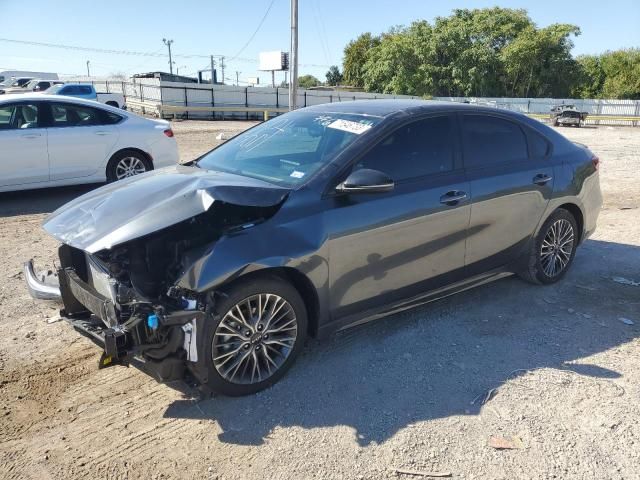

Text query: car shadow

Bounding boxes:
[164,238,638,446]
[0,184,99,217]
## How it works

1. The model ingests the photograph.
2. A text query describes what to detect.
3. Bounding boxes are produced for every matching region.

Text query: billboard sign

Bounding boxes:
[259,51,289,71]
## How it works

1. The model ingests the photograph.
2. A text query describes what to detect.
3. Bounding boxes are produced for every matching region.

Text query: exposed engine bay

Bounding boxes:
[35,198,283,384]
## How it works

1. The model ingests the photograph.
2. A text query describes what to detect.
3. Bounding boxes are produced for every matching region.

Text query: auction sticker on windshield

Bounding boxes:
[327,119,372,135]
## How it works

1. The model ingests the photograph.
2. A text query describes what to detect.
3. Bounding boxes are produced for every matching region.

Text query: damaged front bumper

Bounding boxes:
[25,253,206,384]
[24,259,61,300]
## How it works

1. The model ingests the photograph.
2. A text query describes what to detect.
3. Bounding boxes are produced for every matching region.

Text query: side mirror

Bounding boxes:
[336,168,394,194]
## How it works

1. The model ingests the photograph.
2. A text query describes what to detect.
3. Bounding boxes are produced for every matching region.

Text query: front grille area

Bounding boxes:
[85,253,117,303]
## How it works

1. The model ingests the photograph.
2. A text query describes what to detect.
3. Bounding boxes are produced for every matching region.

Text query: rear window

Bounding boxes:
[462,115,529,168]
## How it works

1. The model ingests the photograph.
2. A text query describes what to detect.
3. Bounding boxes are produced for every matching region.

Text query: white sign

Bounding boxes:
[259,51,288,71]
[327,119,373,135]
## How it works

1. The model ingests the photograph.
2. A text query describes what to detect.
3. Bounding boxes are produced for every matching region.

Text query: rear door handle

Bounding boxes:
[95,131,111,136]
[21,133,42,139]
[440,191,468,205]
[533,174,553,186]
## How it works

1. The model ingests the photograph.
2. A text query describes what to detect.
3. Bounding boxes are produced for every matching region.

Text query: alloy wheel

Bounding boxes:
[212,294,298,385]
[115,156,146,179]
[540,219,575,277]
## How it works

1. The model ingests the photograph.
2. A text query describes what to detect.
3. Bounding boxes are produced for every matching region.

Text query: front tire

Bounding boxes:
[202,274,307,396]
[519,209,578,285]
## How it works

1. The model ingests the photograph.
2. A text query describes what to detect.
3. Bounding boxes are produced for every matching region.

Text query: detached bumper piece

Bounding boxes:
[23,259,61,300]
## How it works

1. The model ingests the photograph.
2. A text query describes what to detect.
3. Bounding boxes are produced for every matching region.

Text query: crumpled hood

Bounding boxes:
[43,165,289,253]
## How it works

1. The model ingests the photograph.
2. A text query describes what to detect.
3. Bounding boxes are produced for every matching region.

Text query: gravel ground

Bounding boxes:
[0,121,638,480]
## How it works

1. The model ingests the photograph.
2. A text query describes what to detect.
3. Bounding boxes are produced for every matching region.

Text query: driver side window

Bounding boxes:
[355,115,455,182]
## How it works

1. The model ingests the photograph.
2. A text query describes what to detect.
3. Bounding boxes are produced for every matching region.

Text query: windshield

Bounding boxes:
[24,80,39,89]
[46,83,65,94]
[197,110,381,187]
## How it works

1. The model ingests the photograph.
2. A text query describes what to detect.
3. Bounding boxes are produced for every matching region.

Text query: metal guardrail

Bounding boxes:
[126,99,289,121]
[127,99,640,124]
[160,104,289,120]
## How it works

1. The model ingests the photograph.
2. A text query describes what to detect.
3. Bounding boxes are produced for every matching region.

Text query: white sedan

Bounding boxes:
[0,93,178,192]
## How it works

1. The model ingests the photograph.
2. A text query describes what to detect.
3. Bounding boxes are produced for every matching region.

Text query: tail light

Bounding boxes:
[592,155,600,171]
[163,128,174,138]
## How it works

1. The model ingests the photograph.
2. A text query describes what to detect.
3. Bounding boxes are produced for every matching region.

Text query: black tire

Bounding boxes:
[201,274,308,396]
[106,149,152,183]
[105,101,119,108]
[519,209,579,285]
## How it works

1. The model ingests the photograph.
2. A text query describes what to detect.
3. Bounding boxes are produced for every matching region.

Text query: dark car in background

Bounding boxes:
[25,100,602,396]
[550,104,589,127]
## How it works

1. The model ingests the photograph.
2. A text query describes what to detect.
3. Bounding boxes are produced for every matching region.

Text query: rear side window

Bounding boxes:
[527,129,551,158]
[78,86,93,95]
[462,115,528,168]
[356,115,455,181]
[103,111,123,125]
[0,103,39,130]
[50,103,107,127]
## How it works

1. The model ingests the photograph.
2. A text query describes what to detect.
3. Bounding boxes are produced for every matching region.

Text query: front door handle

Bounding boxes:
[533,174,553,186]
[440,191,468,206]
[21,133,42,139]
[95,131,111,136]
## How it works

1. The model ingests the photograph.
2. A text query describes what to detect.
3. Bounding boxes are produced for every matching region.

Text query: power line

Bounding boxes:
[227,0,278,62]
[0,37,332,69]
[0,37,249,62]
[311,0,332,66]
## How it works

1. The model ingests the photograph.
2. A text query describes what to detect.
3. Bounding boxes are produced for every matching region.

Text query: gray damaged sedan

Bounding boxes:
[25,100,602,396]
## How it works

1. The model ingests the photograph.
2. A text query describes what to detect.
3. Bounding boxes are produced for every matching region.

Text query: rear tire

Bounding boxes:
[106,149,151,183]
[201,274,307,396]
[519,209,578,285]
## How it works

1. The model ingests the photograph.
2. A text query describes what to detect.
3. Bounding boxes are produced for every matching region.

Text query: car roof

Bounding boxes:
[0,93,130,115]
[2,93,102,105]
[302,99,527,119]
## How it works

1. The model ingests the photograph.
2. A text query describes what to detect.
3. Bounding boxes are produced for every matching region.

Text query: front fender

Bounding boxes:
[176,218,329,296]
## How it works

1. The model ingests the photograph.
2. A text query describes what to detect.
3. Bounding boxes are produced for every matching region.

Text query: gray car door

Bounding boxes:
[325,114,471,321]
[461,113,555,275]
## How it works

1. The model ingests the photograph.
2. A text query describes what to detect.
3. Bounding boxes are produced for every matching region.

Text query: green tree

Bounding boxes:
[343,32,380,87]
[502,24,581,98]
[600,49,640,99]
[298,74,321,89]
[325,65,343,86]
[340,7,591,98]
[572,55,605,98]
[361,22,434,96]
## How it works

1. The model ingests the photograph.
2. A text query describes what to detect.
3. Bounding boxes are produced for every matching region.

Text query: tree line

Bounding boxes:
[336,7,639,99]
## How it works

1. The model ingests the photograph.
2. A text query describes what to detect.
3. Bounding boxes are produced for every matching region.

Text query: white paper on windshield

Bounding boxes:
[290,171,305,178]
[327,119,372,135]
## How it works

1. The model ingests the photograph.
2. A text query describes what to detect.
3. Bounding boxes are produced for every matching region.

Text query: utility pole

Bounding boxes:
[289,0,298,110]
[236,71,241,86]
[86,60,90,77]
[220,56,226,85]
[163,38,174,75]
[210,55,216,84]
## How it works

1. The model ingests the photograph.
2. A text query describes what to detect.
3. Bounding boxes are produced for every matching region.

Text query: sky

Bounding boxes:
[1,0,638,85]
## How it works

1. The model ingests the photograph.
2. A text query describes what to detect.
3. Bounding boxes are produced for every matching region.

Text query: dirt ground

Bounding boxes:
[0,120,639,480]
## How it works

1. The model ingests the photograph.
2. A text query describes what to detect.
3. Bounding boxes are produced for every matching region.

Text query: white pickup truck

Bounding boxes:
[45,83,126,109]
